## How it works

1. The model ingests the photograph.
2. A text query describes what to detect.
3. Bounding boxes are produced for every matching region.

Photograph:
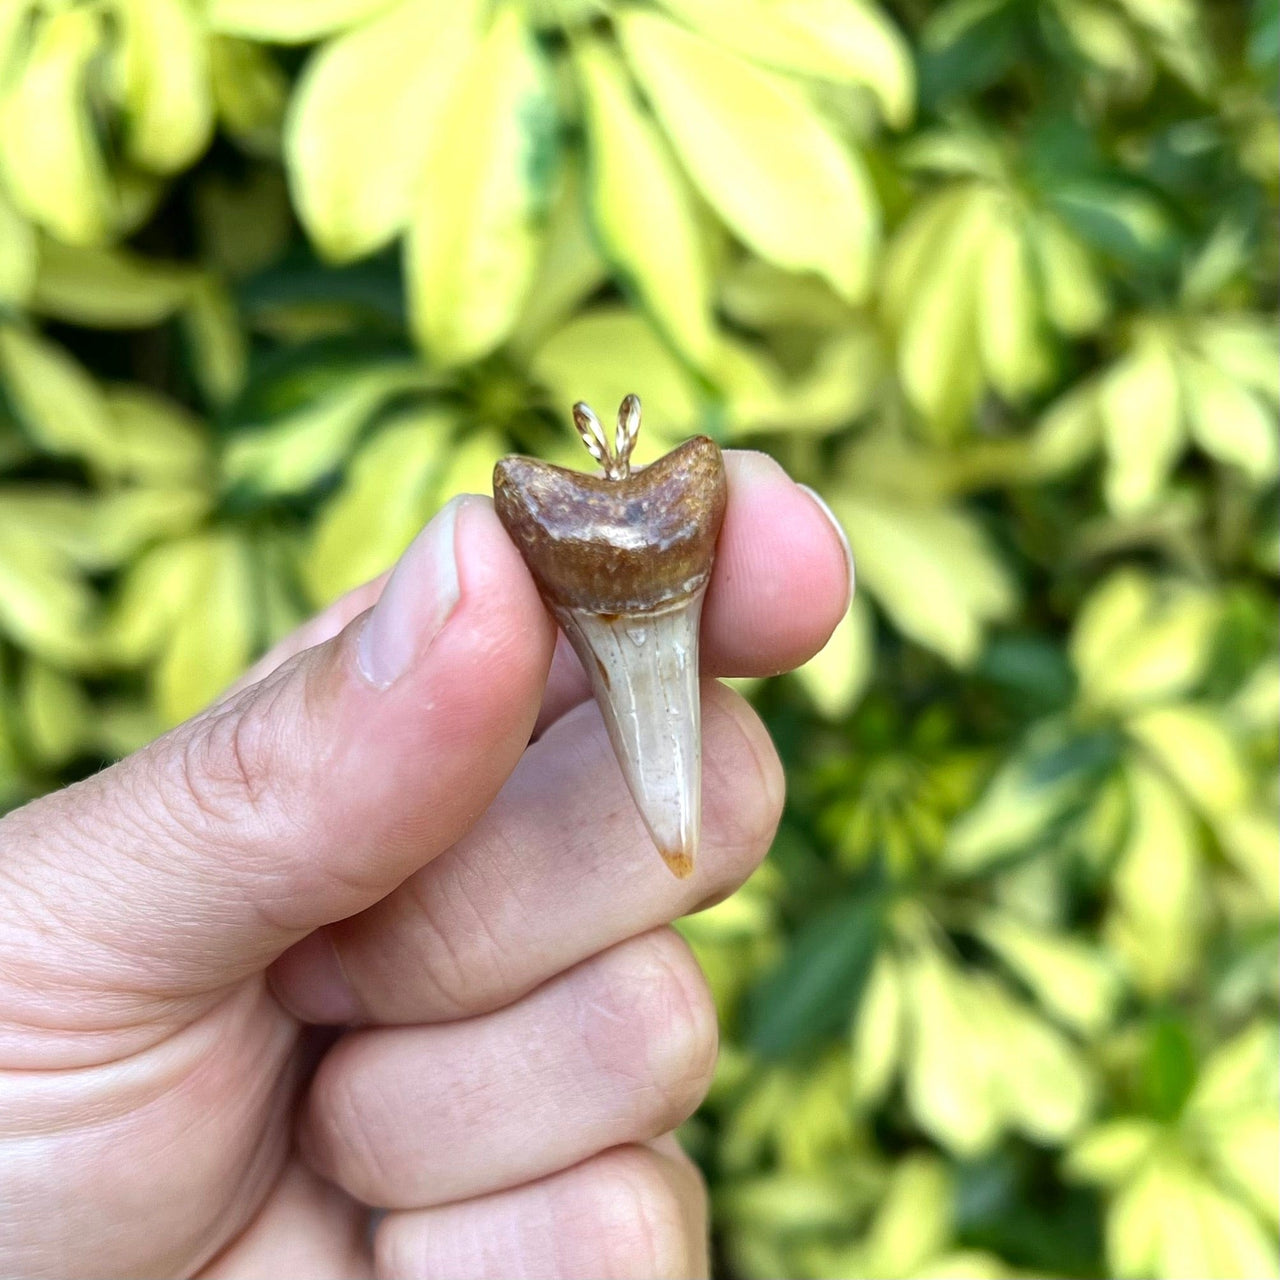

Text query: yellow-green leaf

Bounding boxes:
[1192,315,1280,404]
[509,162,608,354]
[861,1156,952,1277]
[1099,339,1183,514]
[0,7,113,245]
[113,0,213,173]
[1027,379,1102,476]
[655,0,914,128]
[895,185,993,432]
[902,949,1002,1155]
[835,490,1014,665]
[0,325,115,467]
[1215,808,1280,907]
[794,596,872,719]
[1071,571,1218,712]
[286,0,479,261]
[975,910,1121,1036]
[19,659,91,766]
[1066,1119,1161,1186]
[1182,355,1280,482]
[983,977,1094,1141]
[180,276,248,406]
[206,0,397,42]
[881,185,971,332]
[1126,702,1248,819]
[575,41,715,364]
[0,519,97,665]
[977,213,1050,400]
[103,386,210,483]
[0,187,36,306]
[1030,209,1107,335]
[304,407,453,603]
[154,532,257,723]
[209,36,288,155]
[31,241,195,327]
[619,10,878,302]
[407,8,556,366]
[1106,760,1203,994]
[850,949,902,1106]
[947,720,1116,874]
[433,428,508,504]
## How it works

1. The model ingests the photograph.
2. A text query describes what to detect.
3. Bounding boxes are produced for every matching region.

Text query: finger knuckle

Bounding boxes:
[305,1042,398,1204]
[404,856,521,1020]
[568,1146,699,1279]
[597,931,719,1133]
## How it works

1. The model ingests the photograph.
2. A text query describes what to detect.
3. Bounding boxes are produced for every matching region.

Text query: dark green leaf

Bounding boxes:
[742,892,884,1059]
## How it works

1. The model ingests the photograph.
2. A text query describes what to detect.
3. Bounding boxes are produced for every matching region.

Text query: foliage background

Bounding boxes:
[1,0,1277,1275]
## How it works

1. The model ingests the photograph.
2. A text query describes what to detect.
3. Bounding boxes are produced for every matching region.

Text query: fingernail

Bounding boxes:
[798,484,855,613]
[357,497,463,688]
[269,929,363,1025]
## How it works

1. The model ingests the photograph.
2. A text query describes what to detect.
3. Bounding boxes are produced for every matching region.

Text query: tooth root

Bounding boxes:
[556,597,705,878]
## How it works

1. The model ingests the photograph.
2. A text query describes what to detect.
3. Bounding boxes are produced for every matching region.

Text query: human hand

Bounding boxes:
[0,452,851,1280]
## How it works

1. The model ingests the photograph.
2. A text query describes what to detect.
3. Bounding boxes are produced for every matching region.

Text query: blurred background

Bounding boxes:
[0,0,1276,1275]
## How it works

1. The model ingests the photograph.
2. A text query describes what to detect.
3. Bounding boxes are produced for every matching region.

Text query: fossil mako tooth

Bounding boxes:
[492,396,727,877]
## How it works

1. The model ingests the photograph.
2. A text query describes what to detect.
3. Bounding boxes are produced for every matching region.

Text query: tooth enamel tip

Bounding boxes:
[659,847,696,879]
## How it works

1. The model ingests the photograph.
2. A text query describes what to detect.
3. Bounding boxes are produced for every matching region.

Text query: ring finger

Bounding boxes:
[299,929,717,1210]
[374,1138,708,1279]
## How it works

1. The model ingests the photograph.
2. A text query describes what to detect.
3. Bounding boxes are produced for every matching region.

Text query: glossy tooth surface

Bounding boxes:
[558,598,705,879]
[492,396,727,877]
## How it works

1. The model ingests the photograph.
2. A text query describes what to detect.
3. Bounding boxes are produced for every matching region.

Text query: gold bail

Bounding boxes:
[572,394,642,481]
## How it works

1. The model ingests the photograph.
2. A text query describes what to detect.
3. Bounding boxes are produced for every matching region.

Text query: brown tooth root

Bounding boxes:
[493,394,727,877]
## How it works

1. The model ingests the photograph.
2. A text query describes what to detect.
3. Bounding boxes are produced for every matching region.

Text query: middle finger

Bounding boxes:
[270,680,782,1026]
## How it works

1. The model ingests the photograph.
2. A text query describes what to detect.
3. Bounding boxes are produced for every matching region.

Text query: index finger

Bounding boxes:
[534,448,853,732]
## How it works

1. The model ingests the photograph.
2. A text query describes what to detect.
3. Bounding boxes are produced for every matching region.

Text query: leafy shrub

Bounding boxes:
[1,0,1276,1275]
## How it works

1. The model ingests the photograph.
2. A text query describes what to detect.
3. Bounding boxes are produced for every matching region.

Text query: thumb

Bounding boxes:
[0,496,555,1003]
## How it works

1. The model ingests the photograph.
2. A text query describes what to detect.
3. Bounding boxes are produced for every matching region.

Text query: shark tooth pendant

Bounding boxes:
[493,395,727,878]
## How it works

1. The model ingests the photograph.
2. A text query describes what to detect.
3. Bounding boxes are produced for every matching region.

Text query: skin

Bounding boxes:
[0,451,850,1280]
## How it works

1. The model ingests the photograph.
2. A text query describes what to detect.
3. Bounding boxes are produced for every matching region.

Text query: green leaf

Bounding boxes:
[947,719,1120,874]
[1051,181,1180,271]
[743,893,883,1059]
[223,360,433,496]
[918,0,1023,108]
